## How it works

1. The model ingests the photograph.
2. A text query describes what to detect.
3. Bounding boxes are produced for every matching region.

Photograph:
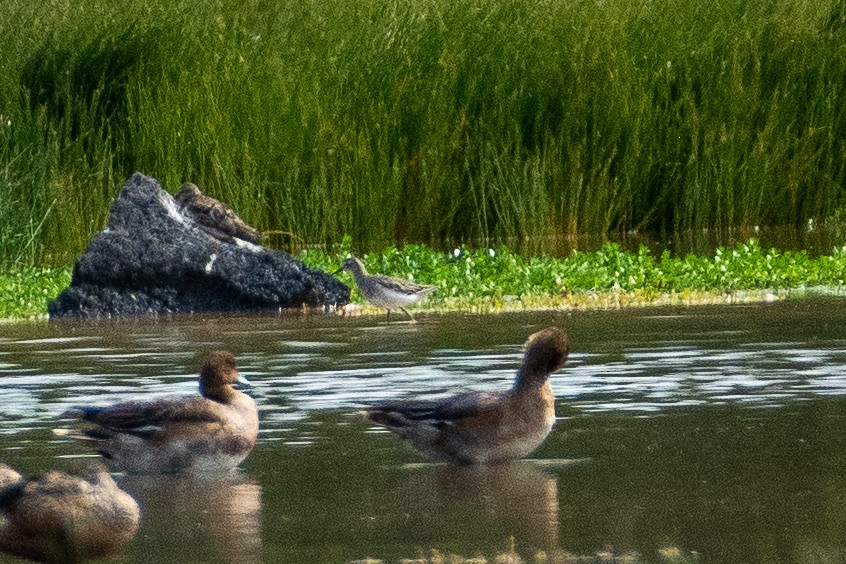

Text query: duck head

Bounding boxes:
[199,351,247,402]
[515,327,570,389]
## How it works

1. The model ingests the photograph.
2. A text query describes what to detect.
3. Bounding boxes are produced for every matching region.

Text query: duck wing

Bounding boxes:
[66,397,222,438]
[0,470,88,511]
[366,390,506,430]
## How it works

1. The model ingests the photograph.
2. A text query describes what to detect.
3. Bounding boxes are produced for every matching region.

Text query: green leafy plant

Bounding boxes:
[4,238,846,320]
[303,238,846,314]
[0,267,71,320]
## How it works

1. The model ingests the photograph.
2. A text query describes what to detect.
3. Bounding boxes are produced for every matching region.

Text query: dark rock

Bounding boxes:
[48,172,350,319]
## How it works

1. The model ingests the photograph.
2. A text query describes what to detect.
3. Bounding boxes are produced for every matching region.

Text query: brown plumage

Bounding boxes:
[176,182,261,244]
[0,464,19,489]
[63,351,259,475]
[0,461,140,563]
[366,327,570,464]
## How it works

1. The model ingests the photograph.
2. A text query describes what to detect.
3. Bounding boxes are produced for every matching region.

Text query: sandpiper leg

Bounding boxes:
[401,307,416,322]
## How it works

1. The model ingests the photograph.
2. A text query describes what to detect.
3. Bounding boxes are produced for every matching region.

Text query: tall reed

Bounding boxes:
[1,0,845,265]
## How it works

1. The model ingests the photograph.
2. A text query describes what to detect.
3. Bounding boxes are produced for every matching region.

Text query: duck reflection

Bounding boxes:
[379,460,563,552]
[120,472,262,564]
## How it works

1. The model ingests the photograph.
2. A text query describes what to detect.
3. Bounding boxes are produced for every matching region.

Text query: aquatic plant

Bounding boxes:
[0,267,71,320]
[2,0,846,265]
[306,238,846,312]
[4,239,846,319]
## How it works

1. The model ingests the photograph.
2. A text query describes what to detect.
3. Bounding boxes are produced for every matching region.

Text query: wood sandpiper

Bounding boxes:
[334,256,436,321]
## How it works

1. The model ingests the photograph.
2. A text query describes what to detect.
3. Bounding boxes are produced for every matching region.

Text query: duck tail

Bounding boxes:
[365,407,442,445]
[59,406,104,421]
[365,408,409,430]
[51,426,102,442]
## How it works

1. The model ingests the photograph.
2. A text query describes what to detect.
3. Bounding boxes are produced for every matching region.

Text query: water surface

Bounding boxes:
[0,300,845,563]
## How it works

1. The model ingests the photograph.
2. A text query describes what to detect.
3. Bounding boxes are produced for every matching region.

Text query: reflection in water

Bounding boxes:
[378,461,563,554]
[119,473,262,564]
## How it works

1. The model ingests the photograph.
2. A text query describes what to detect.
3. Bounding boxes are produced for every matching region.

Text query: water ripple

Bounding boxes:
[0,305,844,436]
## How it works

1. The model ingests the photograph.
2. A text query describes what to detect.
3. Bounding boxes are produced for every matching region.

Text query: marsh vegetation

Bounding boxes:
[4,238,846,320]
[2,0,846,266]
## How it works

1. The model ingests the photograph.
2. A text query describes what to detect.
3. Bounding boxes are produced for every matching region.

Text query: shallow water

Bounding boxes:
[0,300,845,563]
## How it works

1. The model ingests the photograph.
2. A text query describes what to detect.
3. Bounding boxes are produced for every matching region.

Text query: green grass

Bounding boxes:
[3,239,846,320]
[0,267,71,321]
[2,0,846,265]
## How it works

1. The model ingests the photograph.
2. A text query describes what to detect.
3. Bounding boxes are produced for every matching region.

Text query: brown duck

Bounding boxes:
[0,461,140,563]
[63,351,259,475]
[366,327,570,464]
